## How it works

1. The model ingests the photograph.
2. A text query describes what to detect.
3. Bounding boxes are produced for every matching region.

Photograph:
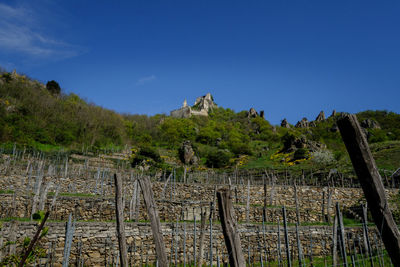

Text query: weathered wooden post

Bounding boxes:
[62,213,75,267]
[332,215,338,267]
[138,175,168,267]
[217,188,246,267]
[246,179,250,223]
[295,223,303,267]
[18,211,50,267]
[114,173,128,267]
[194,214,197,266]
[362,204,374,267]
[282,206,292,267]
[337,114,400,265]
[198,209,207,267]
[336,203,348,267]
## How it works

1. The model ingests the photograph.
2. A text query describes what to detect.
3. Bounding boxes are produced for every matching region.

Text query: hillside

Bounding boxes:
[1,69,400,173]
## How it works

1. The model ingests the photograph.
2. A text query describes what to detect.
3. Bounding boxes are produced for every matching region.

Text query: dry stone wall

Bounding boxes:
[0,221,378,267]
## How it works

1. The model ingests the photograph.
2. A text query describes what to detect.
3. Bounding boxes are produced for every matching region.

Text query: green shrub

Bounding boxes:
[205,148,233,168]
[46,80,61,95]
[293,148,309,160]
[131,145,162,167]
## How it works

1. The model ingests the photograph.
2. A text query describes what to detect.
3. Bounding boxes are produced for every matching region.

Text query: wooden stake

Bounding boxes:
[337,114,400,265]
[282,206,292,267]
[114,173,128,267]
[336,203,348,267]
[198,209,207,267]
[217,188,246,267]
[18,211,50,267]
[138,176,168,267]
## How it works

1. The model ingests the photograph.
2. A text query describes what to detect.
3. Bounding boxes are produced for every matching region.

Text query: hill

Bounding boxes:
[1,69,400,173]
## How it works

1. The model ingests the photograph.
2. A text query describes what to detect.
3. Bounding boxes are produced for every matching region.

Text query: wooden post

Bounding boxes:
[337,114,400,265]
[138,175,168,267]
[332,215,338,267]
[18,211,50,267]
[193,214,197,267]
[336,203,348,267]
[217,188,246,267]
[246,179,250,223]
[362,204,374,267]
[294,184,300,224]
[198,209,207,267]
[62,213,75,267]
[295,223,303,267]
[114,173,128,267]
[263,174,267,222]
[282,206,292,267]
[209,201,214,267]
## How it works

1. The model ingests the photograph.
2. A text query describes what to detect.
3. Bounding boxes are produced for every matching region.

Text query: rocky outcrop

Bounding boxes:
[281,119,290,128]
[361,119,380,129]
[330,110,337,118]
[247,108,258,118]
[179,140,198,165]
[283,135,327,153]
[193,93,216,112]
[171,93,216,118]
[315,111,325,121]
[260,110,265,119]
[295,118,310,128]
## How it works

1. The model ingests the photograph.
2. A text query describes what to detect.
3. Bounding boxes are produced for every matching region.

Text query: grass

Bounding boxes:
[0,189,14,194]
[113,251,392,266]
[370,140,400,171]
[0,217,31,222]
[47,192,97,198]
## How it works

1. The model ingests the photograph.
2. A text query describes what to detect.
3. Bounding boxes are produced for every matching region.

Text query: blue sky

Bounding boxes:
[1,1,399,125]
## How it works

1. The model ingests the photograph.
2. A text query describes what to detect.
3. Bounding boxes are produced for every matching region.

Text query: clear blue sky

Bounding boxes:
[1,1,399,125]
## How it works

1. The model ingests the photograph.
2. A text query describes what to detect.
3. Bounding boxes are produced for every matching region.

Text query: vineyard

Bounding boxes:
[0,143,398,266]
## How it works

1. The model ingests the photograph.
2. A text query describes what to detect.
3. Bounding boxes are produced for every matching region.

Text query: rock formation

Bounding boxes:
[281,118,290,128]
[330,110,337,118]
[315,111,325,121]
[295,118,310,128]
[361,119,381,129]
[247,108,258,118]
[179,140,198,165]
[283,135,327,153]
[170,93,217,118]
[193,93,216,112]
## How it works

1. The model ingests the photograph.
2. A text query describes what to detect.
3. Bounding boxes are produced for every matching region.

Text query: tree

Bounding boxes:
[46,80,61,95]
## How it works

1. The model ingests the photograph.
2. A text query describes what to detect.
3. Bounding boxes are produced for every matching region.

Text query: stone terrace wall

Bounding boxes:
[1,184,398,223]
[0,221,377,267]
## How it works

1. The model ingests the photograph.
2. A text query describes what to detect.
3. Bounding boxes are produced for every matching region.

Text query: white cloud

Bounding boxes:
[136,75,156,86]
[0,3,82,59]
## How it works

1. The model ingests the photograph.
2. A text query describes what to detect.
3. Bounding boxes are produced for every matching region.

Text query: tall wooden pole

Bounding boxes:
[18,211,50,267]
[337,114,400,265]
[114,173,128,267]
[138,175,168,267]
[217,188,246,267]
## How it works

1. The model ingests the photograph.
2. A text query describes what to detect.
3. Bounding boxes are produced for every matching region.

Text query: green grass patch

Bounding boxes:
[47,192,97,198]
[0,189,14,194]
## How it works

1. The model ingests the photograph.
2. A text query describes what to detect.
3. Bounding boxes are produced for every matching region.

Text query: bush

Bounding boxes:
[293,148,309,160]
[46,80,61,95]
[205,148,233,168]
[311,150,335,165]
[131,146,162,167]
[230,142,253,156]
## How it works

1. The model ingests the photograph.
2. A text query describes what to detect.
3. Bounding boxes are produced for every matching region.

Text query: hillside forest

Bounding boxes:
[1,69,400,174]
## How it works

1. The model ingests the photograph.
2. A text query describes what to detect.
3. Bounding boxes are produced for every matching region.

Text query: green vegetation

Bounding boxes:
[1,69,400,171]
